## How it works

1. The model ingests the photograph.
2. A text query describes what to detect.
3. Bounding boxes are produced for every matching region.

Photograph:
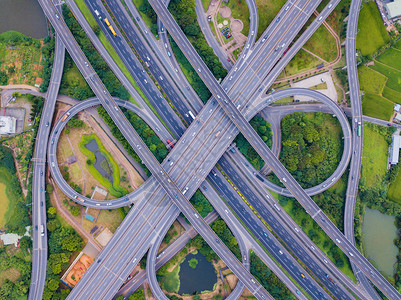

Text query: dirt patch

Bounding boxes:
[225,273,238,290]
[95,227,113,247]
[231,19,244,33]
[219,6,231,18]
[0,267,21,286]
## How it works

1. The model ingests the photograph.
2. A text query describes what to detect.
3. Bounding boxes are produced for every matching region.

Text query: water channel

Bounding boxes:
[0,0,48,39]
[178,252,217,295]
[362,208,398,276]
[84,139,113,183]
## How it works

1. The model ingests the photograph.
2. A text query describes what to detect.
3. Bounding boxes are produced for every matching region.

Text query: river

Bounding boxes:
[362,208,398,276]
[0,0,48,39]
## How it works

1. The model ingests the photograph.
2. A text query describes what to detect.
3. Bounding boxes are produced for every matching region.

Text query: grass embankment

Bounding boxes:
[360,124,389,188]
[284,49,322,76]
[256,0,286,39]
[73,0,145,104]
[388,171,401,205]
[356,1,389,56]
[78,134,127,197]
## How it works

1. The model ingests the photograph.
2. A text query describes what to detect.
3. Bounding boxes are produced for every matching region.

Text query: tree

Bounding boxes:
[46,184,54,194]
[71,206,80,216]
[19,236,32,249]
[0,70,7,85]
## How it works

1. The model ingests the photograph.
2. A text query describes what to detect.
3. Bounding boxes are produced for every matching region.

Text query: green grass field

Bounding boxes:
[370,61,401,94]
[361,124,389,188]
[284,49,322,76]
[0,181,9,228]
[356,2,389,56]
[304,23,337,62]
[362,93,394,121]
[383,86,401,104]
[132,0,155,30]
[376,48,401,71]
[358,65,387,95]
[160,263,181,293]
[256,0,286,39]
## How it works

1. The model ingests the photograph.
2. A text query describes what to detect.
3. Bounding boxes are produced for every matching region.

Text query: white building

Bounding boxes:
[390,135,401,164]
[385,0,401,19]
[0,116,16,134]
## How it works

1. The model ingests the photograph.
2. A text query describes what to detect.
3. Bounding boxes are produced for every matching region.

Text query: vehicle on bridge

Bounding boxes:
[167,139,175,148]
[61,112,70,122]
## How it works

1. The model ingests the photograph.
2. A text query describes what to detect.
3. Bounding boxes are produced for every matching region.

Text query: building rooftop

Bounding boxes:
[0,116,16,135]
[385,0,401,19]
[390,135,401,164]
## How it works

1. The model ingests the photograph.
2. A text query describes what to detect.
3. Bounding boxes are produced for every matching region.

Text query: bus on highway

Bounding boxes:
[188,110,195,119]
[358,125,361,137]
[104,18,111,26]
[167,139,175,148]
[108,25,117,36]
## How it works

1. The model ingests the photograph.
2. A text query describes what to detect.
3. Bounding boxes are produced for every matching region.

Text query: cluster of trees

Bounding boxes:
[280,112,342,188]
[0,146,30,235]
[62,5,129,100]
[138,1,158,35]
[67,115,85,128]
[169,0,227,80]
[393,216,401,292]
[211,218,240,260]
[235,115,272,170]
[43,204,83,299]
[39,36,55,92]
[0,70,7,85]
[0,245,32,298]
[190,190,213,218]
[170,39,211,102]
[250,253,294,299]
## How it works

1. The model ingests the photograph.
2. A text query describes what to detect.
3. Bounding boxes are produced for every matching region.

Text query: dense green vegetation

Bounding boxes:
[97,106,168,176]
[43,203,83,299]
[0,147,29,235]
[40,36,56,92]
[62,5,129,100]
[168,0,227,80]
[0,245,32,298]
[279,112,342,188]
[116,288,145,299]
[235,116,272,170]
[356,1,389,56]
[250,253,294,299]
[190,189,214,218]
[79,134,128,197]
[170,39,211,102]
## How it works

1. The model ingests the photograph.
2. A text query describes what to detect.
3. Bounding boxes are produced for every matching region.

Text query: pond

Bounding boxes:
[362,208,398,276]
[0,0,48,39]
[85,139,113,183]
[178,252,217,295]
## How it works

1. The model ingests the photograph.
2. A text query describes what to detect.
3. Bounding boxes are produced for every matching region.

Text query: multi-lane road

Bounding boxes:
[27,0,401,298]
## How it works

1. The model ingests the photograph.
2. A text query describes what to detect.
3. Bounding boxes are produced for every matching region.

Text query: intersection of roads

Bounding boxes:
[26,0,401,299]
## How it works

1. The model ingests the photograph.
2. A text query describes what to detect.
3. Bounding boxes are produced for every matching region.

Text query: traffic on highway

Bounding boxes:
[18,0,401,299]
